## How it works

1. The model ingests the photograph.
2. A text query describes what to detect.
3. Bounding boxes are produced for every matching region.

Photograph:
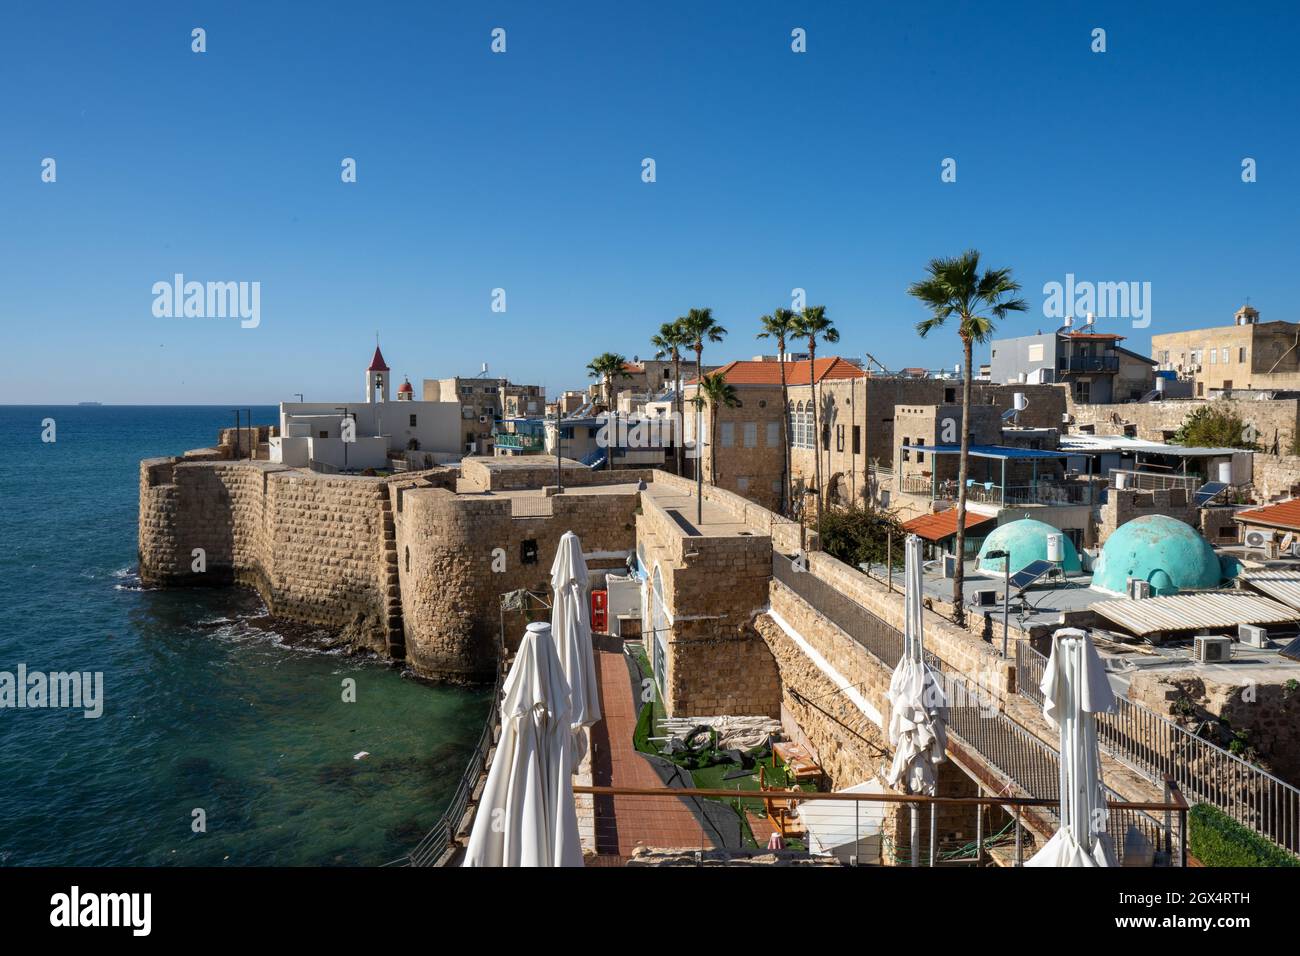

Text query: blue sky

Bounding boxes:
[2,1,1297,404]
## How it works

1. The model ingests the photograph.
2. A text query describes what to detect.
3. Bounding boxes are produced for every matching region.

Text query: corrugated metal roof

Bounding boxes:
[1058,435,1242,457]
[1241,570,1300,610]
[1092,592,1298,637]
[901,443,1070,460]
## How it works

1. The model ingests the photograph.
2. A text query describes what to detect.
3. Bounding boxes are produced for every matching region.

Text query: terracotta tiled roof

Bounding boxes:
[1236,498,1300,532]
[368,346,390,372]
[902,509,997,542]
[689,357,865,387]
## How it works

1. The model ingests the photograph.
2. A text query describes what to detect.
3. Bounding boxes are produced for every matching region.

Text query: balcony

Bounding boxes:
[494,434,544,452]
[1059,355,1119,374]
[900,473,1098,507]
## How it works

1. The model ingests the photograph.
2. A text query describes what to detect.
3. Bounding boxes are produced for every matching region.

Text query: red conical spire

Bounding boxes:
[368,346,390,372]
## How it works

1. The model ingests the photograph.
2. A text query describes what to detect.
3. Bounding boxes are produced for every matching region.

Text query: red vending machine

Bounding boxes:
[590,589,608,634]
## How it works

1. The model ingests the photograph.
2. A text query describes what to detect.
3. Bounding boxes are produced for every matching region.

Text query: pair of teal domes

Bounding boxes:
[974,514,1223,595]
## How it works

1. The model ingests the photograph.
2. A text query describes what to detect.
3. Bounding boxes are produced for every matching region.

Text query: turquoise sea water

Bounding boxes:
[0,406,490,866]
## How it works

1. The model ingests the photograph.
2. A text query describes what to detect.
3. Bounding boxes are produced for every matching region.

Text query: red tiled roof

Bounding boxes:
[397,377,413,393]
[902,509,997,542]
[1236,498,1300,532]
[368,346,390,372]
[690,357,865,387]
[623,362,644,372]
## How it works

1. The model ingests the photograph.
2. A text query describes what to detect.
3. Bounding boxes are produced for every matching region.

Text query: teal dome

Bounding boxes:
[1092,515,1221,596]
[976,518,1081,575]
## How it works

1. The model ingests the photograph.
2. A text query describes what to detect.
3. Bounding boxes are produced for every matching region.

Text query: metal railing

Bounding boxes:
[495,434,545,450]
[901,476,1097,507]
[1061,355,1119,373]
[1107,469,1200,493]
[1016,641,1300,857]
[387,667,504,867]
[771,552,1183,864]
[573,780,1183,866]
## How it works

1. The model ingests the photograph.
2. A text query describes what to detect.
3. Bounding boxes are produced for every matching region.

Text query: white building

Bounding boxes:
[269,346,462,471]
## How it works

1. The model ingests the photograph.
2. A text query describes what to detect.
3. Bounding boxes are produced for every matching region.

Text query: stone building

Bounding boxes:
[1151,304,1300,396]
[424,374,545,455]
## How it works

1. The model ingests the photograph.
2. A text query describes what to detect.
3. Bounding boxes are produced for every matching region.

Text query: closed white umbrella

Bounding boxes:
[884,534,948,864]
[462,622,583,867]
[550,531,601,731]
[1025,627,1118,867]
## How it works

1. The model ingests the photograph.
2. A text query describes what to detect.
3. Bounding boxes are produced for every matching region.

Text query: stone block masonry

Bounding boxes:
[140,454,642,681]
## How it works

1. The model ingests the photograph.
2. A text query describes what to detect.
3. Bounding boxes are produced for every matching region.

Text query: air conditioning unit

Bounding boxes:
[1239,624,1269,648]
[1244,530,1270,551]
[1193,636,1232,663]
[1126,578,1152,600]
[974,589,999,608]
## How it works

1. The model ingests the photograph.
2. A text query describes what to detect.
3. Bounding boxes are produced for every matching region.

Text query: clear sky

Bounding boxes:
[2,1,1297,404]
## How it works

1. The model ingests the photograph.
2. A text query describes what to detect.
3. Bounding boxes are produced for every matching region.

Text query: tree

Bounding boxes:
[791,305,838,514]
[693,372,741,483]
[586,351,630,470]
[678,308,728,476]
[757,307,799,515]
[815,503,907,570]
[651,318,692,476]
[1173,404,1259,450]
[908,250,1027,625]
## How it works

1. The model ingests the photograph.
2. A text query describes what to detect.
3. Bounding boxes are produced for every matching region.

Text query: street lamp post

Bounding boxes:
[985,548,1012,658]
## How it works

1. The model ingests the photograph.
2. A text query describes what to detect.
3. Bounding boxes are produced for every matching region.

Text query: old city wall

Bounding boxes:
[139,458,394,653]
[635,490,780,718]
[395,486,640,680]
[1067,395,1300,452]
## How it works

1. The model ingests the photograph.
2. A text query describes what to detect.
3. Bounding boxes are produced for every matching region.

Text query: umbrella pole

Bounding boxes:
[910,806,920,867]
[929,804,937,867]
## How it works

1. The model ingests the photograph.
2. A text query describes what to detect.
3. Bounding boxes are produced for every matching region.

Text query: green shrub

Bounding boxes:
[815,503,906,568]
[1188,803,1300,867]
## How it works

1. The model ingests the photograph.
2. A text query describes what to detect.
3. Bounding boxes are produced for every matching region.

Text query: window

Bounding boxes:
[917,449,925,464]
[520,539,539,565]
[1074,380,1091,403]
[1028,343,1045,362]
[1209,349,1217,364]
[409,414,417,427]
[1223,380,1233,391]
[1221,347,1229,365]
[318,430,328,439]
[821,423,830,451]
[743,422,757,448]
[721,423,735,447]
[902,437,910,463]
[1239,347,1247,363]
[836,425,845,452]
[852,425,861,455]
[767,422,779,447]
[944,388,956,403]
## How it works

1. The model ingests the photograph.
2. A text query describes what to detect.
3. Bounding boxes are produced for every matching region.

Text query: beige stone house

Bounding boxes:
[1152,304,1300,396]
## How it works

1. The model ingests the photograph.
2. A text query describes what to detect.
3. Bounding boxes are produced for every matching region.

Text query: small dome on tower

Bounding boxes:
[1235,304,1260,325]
[397,376,414,400]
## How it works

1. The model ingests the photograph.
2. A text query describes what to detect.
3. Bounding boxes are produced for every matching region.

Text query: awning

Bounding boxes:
[902,509,997,543]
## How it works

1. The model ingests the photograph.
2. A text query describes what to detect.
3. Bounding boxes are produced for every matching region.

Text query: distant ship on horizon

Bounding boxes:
[77,402,103,406]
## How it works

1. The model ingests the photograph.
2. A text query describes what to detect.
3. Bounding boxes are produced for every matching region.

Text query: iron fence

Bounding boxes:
[771,552,1183,864]
[1017,640,1300,857]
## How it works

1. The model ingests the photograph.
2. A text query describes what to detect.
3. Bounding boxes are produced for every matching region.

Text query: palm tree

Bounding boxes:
[586,351,630,471]
[677,308,727,479]
[757,307,799,515]
[651,319,691,476]
[693,372,741,483]
[908,250,1027,625]
[791,305,838,514]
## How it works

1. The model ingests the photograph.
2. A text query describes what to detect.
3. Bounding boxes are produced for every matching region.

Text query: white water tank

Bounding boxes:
[1046,533,1064,563]
[1155,376,1167,394]
[1115,472,1130,490]
[1013,392,1028,411]
[1218,461,1233,484]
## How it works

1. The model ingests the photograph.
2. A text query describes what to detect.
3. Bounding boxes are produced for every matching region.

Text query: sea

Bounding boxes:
[0,405,491,866]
